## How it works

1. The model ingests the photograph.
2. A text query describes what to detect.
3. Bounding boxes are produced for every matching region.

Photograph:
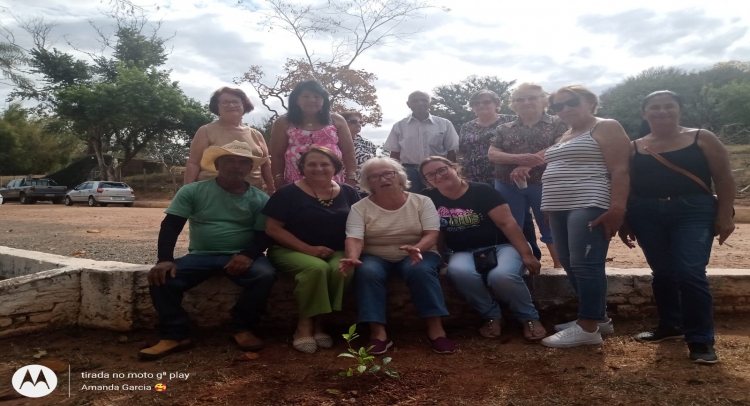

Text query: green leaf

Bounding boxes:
[384,369,400,379]
[366,345,375,352]
[346,368,353,377]
[382,357,392,365]
[357,365,366,374]
[342,333,350,340]
[362,356,375,363]
[326,389,341,395]
[350,333,359,340]
[369,365,381,373]
[347,348,358,355]
[358,347,368,357]
[337,353,356,358]
[348,324,357,336]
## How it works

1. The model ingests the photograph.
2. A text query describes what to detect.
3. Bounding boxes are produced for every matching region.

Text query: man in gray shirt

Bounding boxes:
[384,91,459,192]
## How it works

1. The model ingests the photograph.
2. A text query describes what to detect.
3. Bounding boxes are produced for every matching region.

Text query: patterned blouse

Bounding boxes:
[459,115,516,184]
[490,114,567,185]
[352,135,377,191]
[284,124,345,183]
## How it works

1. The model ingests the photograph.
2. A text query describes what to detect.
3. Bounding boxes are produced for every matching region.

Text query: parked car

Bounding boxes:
[0,178,68,204]
[65,181,135,207]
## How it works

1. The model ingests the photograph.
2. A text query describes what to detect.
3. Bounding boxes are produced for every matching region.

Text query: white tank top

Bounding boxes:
[541,125,610,211]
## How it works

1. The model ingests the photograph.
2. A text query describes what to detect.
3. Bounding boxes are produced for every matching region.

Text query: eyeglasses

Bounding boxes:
[550,98,581,112]
[513,96,540,104]
[347,119,364,125]
[470,99,495,107]
[367,171,397,182]
[219,101,244,107]
[423,166,450,180]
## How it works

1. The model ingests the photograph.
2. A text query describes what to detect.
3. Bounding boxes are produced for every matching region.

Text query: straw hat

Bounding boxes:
[200,140,269,171]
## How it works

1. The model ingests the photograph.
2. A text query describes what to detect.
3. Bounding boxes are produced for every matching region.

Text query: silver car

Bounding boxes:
[65,181,136,207]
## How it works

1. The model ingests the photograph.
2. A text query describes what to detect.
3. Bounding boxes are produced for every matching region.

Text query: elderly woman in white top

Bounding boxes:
[339,158,455,355]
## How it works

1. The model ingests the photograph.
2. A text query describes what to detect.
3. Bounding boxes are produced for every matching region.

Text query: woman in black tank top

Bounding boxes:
[619,91,735,364]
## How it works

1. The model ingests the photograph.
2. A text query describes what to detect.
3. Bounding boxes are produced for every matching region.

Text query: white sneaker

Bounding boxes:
[554,318,614,335]
[542,324,603,348]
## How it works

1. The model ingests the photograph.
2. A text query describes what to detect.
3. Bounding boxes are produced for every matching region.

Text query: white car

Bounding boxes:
[65,181,136,207]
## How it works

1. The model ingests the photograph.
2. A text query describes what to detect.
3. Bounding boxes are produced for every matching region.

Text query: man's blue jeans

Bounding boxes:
[354,252,447,324]
[149,254,276,340]
[548,208,610,321]
[404,165,426,193]
[626,195,716,345]
[446,244,539,322]
[495,181,553,244]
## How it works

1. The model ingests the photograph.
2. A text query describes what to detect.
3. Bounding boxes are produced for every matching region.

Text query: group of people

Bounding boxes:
[138,79,735,365]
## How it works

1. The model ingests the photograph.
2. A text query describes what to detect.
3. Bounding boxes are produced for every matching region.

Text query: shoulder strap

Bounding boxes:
[639,140,712,194]
[694,129,701,144]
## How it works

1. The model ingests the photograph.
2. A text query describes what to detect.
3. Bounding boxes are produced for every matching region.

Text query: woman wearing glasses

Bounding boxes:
[539,85,631,349]
[341,111,382,193]
[418,156,544,340]
[488,83,566,269]
[184,87,274,192]
[270,80,358,192]
[339,157,455,355]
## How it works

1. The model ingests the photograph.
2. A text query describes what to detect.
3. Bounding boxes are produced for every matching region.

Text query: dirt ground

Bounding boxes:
[0,319,749,406]
[0,203,748,268]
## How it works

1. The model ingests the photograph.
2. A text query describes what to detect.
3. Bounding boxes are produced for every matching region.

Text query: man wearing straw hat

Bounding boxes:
[139,141,276,360]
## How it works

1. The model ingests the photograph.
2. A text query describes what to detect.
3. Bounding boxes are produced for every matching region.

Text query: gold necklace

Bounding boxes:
[304,179,335,207]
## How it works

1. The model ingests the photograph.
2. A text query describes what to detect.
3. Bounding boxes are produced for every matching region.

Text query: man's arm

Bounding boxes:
[157,214,188,263]
[383,123,401,161]
[444,121,459,162]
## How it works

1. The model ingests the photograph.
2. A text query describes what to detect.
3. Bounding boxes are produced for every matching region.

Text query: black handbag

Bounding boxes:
[473,246,498,274]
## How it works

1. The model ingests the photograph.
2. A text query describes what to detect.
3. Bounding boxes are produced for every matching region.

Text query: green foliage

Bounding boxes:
[598,62,750,138]
[335,324,399,380]
[430,75,516,131]
[0,43,31,88]
[710,80,750,144]
[0,103,83,176]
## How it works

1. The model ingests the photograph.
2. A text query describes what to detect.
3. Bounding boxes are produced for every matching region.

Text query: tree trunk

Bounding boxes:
[90,135,111,181]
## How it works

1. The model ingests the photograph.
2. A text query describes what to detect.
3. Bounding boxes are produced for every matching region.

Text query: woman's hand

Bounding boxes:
[399,245,423,265]
[305,246,335,259]
[338,257,362,276]
[715,215,735,245]
[344,177,356,187]
[589,208,625,241]
[522,254,541,275]
[510,166,531,184]
[516,154,545,167]
[273,177,285,191]
[618,221,636,249]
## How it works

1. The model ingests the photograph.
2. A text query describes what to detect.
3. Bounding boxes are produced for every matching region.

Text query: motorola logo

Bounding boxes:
[12,365,58,398]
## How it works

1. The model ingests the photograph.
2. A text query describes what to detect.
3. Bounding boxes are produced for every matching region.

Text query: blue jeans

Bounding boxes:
[626,195,716,345]
[446,244,539,322]
[548,208,610,321]
[354,252,447,324]
[149,254,276,340]
[495,181,553,244]
[404,165,425,192]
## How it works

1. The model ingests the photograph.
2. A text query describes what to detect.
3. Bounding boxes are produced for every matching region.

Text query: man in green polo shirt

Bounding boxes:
[139,141,275,360]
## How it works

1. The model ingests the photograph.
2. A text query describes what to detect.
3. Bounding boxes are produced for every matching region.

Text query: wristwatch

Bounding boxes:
[345,174,356,180]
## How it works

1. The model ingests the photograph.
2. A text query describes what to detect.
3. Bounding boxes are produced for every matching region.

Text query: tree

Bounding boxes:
[711,80,750,144]
[0,103,82,175]
[430,75,516,131]
[235,0,448,126]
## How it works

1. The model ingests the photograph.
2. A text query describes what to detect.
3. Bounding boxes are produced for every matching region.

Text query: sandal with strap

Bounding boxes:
[479,319,502,339]
[524,320,546,342]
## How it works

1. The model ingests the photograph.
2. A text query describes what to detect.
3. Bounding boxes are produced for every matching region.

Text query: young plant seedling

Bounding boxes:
[336,324,399,379]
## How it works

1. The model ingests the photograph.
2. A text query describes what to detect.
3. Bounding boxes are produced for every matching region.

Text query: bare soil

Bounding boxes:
[0,319,749,406]
[0,204,748,268]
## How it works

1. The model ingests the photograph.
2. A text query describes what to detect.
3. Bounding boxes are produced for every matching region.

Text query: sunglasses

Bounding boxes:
[347,119,364,125]
[470,99,495,107]
[550,98,581,112]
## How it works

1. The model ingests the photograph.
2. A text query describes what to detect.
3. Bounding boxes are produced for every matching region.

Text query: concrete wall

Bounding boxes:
[1,245,750,338]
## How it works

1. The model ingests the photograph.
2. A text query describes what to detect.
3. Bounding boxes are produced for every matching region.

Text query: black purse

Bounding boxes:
[473,246,498,274]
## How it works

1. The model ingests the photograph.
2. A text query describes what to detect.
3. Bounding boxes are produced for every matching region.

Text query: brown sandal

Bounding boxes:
[524,320,546,342]
[138,339,192,360]
[479,319,502,339]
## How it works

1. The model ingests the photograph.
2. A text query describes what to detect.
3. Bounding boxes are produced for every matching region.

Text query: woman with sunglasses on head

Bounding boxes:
[184,87,274,193]
[488,83,566,269]
[269,80,358,191]
[539,85,631,349]
[418,156,544,340]
[341,111,384,194]
[619,91,734,364]
[339,157,455,355]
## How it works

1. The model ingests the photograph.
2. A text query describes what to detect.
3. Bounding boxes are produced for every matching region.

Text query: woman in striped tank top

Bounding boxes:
[537,86,631,349]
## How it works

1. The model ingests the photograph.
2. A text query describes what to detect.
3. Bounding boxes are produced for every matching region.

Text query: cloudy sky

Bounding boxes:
[1,0,749,143]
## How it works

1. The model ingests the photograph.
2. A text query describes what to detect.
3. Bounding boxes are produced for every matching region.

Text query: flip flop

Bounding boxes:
[137,339,192,361]
[524,320,547,342]
[479,319,502,339]
[293,336,317,354]
[314,333,333,348]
